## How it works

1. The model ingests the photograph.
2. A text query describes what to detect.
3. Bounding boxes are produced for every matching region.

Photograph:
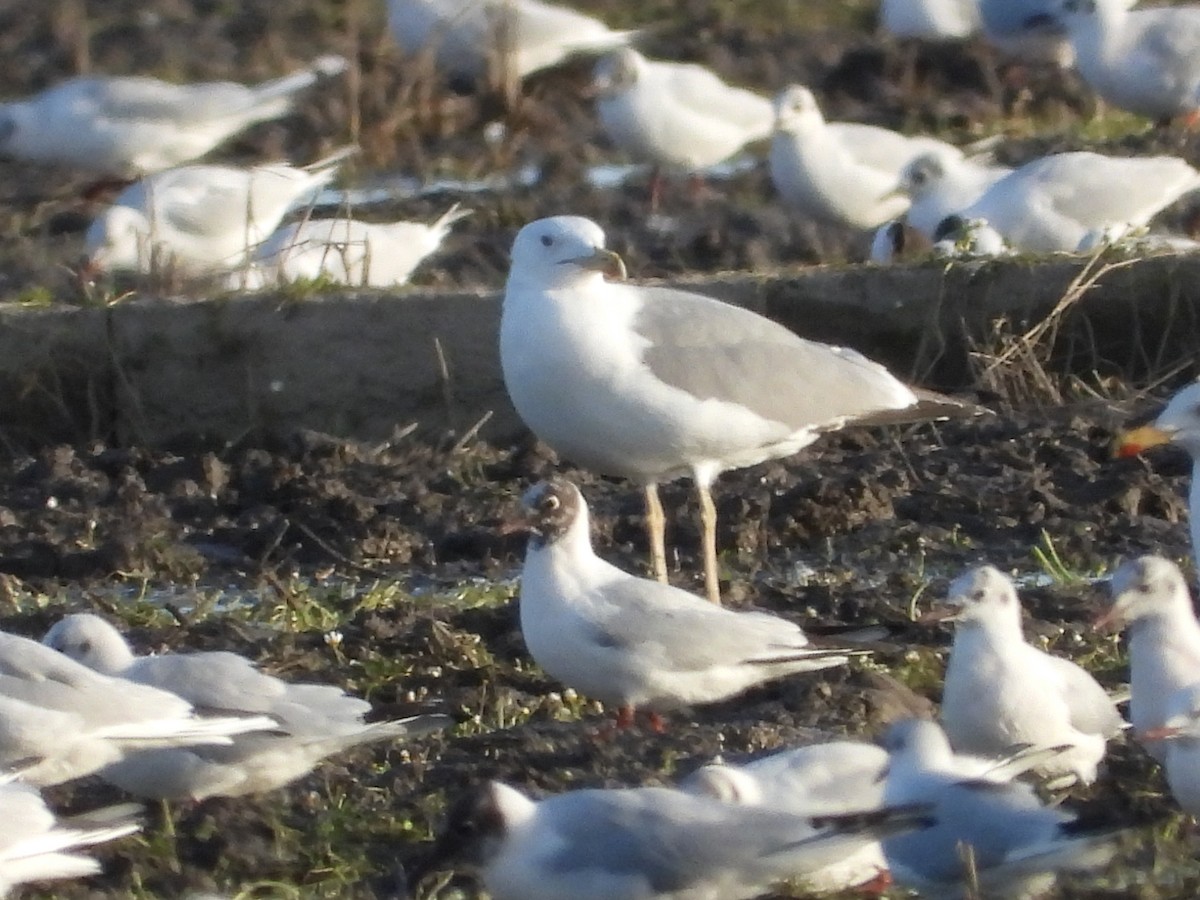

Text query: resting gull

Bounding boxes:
[0,630,274,787]
[928,565,1124,786]
[502,215,964,602]
[0,776,140,896]
[85,146,357,278]
[42,613,451,800]
[414,779,933,900]
[881,719,1120,898]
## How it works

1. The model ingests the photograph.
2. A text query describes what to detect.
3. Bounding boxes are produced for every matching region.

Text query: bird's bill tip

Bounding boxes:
[1113,424,1172,459]
[1091,605,1124,633]
[567,248,627,280]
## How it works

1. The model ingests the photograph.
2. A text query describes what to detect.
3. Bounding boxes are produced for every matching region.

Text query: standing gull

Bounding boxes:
[1140,682,1200,815]
[387,0,637,86]
[516,479,854,728]
[1116,380,1200,573]
[85,146,357,278]
[1096,556,1200,762]
[881,719,1120,898]
[881,0,981,40]
[42,613,451,800]
[415,779,933,900]
[0,55,348,178]
[502,215,956,602]
[930,565,1124,786]
[591,48,773,205]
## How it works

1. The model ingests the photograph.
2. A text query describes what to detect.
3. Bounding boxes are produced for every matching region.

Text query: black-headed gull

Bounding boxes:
[84,146,357,277]
[591,48,773,182]
[769,85,964,230]
[226,204,471,291]
[42,613,450,800]
[0,630,274,786]
[517,479,857,728]
[1050,0,1200,122]
[895,151,1013,240]
[881,0,981,40]
[387,0,636,85]
[0,776,140,895]
[979,0,1075,63]
[0,55,348,177]
[1140,681,1200,815]
[416,779,933,900]
[950,151,1200,253]
[501,215,958,602]
[1097,556,1200,762]
[929,565,1124,787]
[881,719,1120,898]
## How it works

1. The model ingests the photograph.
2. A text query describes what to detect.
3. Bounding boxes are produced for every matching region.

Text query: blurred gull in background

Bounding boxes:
[227,204,471,291]
[880,0,981,40]
[0,56,348,178]
[768,85,965,230]
[84,146,357,277]
[1050,0,1200,122]
[387,0,637,86]
[946,150,1200,252]
[592,48,773,206]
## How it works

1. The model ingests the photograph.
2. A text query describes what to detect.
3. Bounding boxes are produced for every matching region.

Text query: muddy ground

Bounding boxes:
[1,0,1200,897]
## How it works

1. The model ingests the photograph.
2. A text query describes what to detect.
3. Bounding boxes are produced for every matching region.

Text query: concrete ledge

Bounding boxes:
[5,254,1200,448]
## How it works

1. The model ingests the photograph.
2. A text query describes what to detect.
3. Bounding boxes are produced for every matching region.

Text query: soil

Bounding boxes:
[2,1,1200,898]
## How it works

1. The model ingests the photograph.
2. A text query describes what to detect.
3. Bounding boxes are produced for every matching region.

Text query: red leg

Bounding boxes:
[645,711,667,734]
[615,706,636,729]
[856,867,893,895]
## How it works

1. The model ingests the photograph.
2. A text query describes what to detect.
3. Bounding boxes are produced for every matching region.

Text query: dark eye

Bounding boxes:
[972,590,985,602]
[540,235,553,247]
[78,639,91,654]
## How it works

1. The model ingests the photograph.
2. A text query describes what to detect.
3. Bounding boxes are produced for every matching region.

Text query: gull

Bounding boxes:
[591,48,773,200]
[950,151,1200,252]
[1049,0,1200,122]
[0,55,348,178]
[0,777,140,896]
[895,151,1013,239]
[881,718,1121,899]
[42,613,451,800]
[225,204,472,291]
[1096,556,1200,762]
[979,0,1076,63]
[1140,681,1200,815]
[928,565,1124,787]
[85,146,357,277]
[1115,380,1200,574]
[414,779,934,900]
[680,742,893,893]
[769,85,966,230]
[387,0,637,86]
[881,0,981,40]
[0,630,275,787]
[502,215,962,602]
[516,479,856,728]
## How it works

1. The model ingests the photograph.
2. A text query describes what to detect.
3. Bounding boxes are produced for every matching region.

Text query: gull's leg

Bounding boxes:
[697,482,720,604]
[644,483,668,584]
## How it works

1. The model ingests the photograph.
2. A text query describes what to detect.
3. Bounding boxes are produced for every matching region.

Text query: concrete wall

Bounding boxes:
[5,254,1200,448]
